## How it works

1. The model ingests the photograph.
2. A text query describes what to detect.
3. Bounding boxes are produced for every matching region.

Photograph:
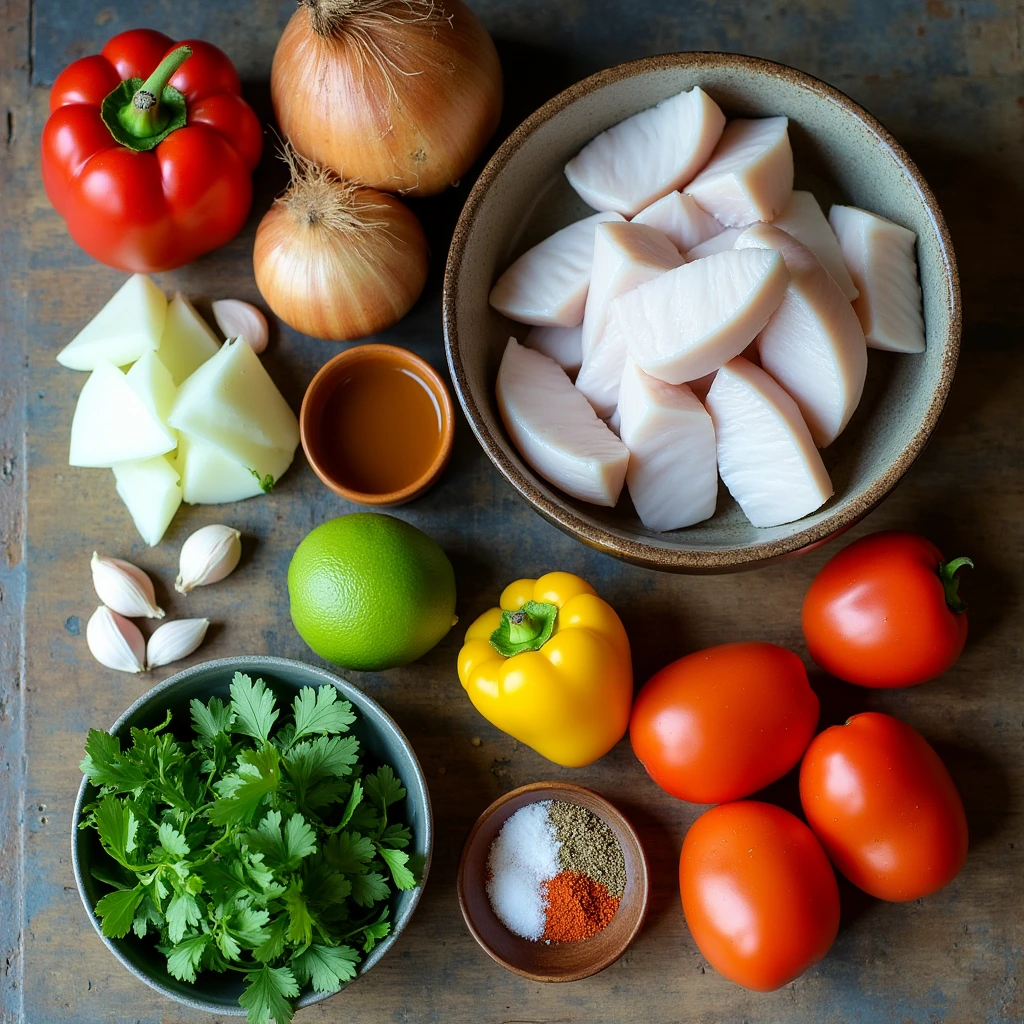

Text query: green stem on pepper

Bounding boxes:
[489,600,558,657]
[938,556,974,614]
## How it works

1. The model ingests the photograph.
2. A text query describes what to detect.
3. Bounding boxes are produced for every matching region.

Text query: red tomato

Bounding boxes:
[680,801,839,991]
[41,29,262,272]
[802,531,972,688]
[799,712,968,902]
[630,642,819,803]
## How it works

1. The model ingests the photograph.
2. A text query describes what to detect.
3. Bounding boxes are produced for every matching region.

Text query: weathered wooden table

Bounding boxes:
[2,1,1022,1021]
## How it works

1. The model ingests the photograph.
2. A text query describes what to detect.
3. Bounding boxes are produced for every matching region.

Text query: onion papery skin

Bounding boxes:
[253,185,429,341]
[271,0,503,196]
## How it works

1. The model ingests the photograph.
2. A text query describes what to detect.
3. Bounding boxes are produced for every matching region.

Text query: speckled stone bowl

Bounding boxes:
[443,53,960,573]
[72,656,432,1017]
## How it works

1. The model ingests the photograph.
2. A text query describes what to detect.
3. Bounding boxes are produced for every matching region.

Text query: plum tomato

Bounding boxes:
[799,711,968,902]
[629,642,819,803]
[802,530,972,688]
[680,801,840,991]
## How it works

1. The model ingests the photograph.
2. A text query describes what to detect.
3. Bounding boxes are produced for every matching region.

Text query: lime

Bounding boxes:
[287,513,457,671]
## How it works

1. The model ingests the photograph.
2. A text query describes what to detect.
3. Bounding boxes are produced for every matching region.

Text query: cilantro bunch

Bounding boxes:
[79,673,418,1024]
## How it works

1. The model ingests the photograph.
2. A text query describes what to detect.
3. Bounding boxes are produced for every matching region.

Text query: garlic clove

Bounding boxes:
[146,618,210,669]
[212,299,269,354]
[175,524,242,594]
[86,605,146,673]
[90,552,165,619]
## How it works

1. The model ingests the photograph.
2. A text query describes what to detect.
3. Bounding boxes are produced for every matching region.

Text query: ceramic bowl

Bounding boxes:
[457,782,649,982]
[300,343,455,507]
[443,53,960,573]
[72,656,432,1017]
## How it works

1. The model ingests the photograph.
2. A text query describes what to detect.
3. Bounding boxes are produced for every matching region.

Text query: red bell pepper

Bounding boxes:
[41,29,263,273]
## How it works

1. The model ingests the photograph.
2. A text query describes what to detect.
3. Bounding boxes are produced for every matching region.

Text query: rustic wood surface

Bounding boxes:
[2,1,1022,1021]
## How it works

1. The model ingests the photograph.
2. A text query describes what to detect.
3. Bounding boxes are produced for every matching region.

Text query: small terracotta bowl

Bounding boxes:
[300,344,454,507]
[457,782,649,982]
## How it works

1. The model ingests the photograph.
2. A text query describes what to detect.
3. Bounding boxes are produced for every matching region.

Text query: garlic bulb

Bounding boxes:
[86,605,146,674]
[253,145,429,340]
[91,552,165,619]
[176,524,242,594]
[212,299,269,354]
[146,618,210,669]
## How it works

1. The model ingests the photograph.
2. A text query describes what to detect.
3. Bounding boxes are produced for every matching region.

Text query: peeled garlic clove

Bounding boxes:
[211,299,269,354]
[146,618,210,669]
[86,605,146,674]
[175,524,242,594]
[90,552,165,619]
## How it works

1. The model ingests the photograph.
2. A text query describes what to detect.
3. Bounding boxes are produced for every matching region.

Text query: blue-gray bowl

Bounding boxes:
[71,655,433,1017]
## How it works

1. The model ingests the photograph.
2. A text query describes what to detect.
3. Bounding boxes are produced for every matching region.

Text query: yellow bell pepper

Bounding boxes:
[457,572,633,768]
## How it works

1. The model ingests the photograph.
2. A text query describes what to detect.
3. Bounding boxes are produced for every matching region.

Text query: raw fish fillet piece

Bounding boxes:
[685,117,794,227]
[564,87,726,216]
[633,191,723,253]
[687,371,717,402]
[576,316,630,419]
[828,205,925,353]
[582,221,684,356]
[615,247,789,384]
[496,338,629,506]
[618,357,717,531]
[685,227,743,260]
[707,357,833,528]
[523,323,583,377]
[736,224,867,447]
[773,191,859,300]
[489,211,624,326]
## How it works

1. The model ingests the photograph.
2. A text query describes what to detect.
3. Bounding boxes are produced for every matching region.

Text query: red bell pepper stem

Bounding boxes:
[119,45,193,139]
[938,556,973,614]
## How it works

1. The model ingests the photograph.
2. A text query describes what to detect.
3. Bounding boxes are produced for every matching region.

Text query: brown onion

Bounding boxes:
[253,145,429,340]
[271,0,503,196]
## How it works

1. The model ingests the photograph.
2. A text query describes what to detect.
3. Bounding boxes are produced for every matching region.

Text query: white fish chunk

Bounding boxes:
[706,357,833,528]
[489,211,624,326]
[736,224,867,447]
[685,226,743,260]
[618,357,717,531]
[576,316,629,419]
[523,323,583,378]
[496,338,629,506]
[773,191,859,301]
[687,371,717,402]
[685,117,794,227]
[564,87,726,217]
[576,222,683,417]
[616,247,789,384]
[828,205,925,353]
[582,222,684,356]
[632,191,722,253]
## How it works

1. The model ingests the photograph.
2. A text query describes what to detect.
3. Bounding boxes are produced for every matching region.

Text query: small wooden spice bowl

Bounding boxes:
[457,781,649,982]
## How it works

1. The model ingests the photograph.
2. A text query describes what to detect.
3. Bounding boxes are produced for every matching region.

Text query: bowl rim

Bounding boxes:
[442,50,962,573]
[456,780,650,982]
[299,343,456,507]
[71,654,433,1016]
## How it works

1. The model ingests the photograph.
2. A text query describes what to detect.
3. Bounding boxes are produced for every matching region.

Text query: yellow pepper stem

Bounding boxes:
[489,600,557,657]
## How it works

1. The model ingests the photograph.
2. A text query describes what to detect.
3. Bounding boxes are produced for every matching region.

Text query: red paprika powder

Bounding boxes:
[543,870,620,942]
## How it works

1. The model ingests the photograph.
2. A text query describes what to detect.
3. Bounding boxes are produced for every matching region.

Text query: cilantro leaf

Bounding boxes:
[95,885,144,938]
[377,846,416,890]
[322,832,375,876]
[284,814,317,861]
[95,795,139,867]
[190,696,234,741]
[239,964,299,1024]
[167,933,210,984]
[253,917,288,964]
[245,810,317,869]
[349,872,389,908]
[166,890,203,944]
[338,779,363,829]
[230,673,279,744]
[230,906,271,949]
[283,883,314,946]
[80,730,148,791]
[158,822,189,857]
[290,686,355,744]
[291,943,359,993]
[284,735,360,791]
[360,908,391,953]
[208,744,280,826]
[365,765,405,813]
[378,822,411,849]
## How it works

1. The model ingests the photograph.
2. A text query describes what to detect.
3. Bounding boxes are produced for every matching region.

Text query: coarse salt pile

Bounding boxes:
[486,801,561,940]
[486,799,626,943]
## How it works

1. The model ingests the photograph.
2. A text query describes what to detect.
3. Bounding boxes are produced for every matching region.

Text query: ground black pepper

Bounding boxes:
[548,800,626,897]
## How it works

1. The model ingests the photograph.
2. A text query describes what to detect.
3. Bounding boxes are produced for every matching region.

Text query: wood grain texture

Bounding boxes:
[4,1,1023,1022]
